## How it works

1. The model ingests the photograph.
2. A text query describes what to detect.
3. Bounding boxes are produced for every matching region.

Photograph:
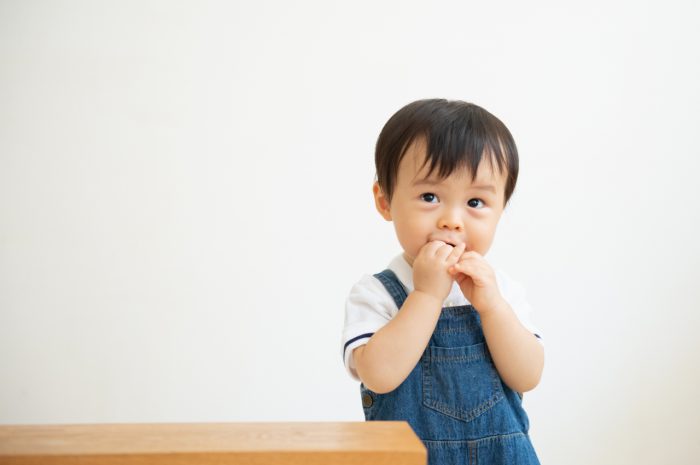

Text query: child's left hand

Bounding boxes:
[448,251,506,316]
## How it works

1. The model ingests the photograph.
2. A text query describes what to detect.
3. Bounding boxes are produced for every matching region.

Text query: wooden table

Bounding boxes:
[0,421,427,464]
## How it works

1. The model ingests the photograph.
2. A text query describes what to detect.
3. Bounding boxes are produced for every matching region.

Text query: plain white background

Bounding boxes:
[1,1,699,463]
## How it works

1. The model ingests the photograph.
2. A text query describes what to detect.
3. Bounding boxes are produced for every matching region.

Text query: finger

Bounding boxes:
[459,250,483,261]
[421,240,446,257]
[448,243,466,262]
[448,266,463,276]
[452,260,478,276]
[456,250,483,265]
[435,242,456,260]
[454,271,470,285]
[448,261,474,275]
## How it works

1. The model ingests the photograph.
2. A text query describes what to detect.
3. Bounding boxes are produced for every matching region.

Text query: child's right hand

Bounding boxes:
[412,241,466,303]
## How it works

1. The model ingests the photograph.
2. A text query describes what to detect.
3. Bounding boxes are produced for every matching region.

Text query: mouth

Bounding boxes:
[431,238,461,248]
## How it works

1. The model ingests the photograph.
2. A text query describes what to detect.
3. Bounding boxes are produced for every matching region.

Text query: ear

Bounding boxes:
[373,182,392,221]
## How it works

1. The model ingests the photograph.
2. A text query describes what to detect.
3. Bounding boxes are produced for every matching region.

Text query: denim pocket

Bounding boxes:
[422,342,504,422]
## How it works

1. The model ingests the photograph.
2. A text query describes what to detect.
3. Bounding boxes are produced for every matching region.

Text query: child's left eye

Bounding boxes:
[421,193,439,203]
[468,198,485,208]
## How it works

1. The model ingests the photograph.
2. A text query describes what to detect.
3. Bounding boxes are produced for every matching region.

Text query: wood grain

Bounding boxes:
[0,421,426,465]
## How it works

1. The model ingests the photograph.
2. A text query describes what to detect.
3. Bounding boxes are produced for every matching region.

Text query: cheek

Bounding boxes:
[398,213,429,235]
[393,216,428,250]
[468,220,499,250]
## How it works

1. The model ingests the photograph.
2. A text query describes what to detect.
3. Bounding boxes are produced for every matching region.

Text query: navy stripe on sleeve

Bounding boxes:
[343,333,374,360]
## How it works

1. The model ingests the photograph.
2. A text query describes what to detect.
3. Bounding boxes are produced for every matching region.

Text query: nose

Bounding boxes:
[438,207,463,231]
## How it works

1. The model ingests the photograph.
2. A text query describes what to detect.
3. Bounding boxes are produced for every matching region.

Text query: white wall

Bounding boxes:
[2,1,699,463]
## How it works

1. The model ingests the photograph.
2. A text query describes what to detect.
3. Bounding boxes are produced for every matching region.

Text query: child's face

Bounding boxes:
[373,138,508,266]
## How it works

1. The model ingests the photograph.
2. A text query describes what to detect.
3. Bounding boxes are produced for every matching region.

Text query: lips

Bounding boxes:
[430,237,463,247]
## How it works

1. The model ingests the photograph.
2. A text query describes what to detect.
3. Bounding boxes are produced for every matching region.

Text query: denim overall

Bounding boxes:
[360,269,540,465]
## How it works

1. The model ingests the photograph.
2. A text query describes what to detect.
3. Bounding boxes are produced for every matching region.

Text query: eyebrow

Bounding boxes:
[412,178,497,194]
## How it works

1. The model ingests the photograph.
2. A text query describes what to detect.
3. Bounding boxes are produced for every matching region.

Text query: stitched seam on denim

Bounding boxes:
[433,326,481,334]
[383,278,405,303]
[422,352,432,412]
[425,390,504,422]
[469,431,527,446]
[431,353,486,362]
[423,384,503,421]
[372,270,407,308]
[429,344,491,362]
[423,345,505,422]
[423,431,527,446]
[441,305,475,313]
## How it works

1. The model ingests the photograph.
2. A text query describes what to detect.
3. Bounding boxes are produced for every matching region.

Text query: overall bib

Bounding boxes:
[360,269,540,465]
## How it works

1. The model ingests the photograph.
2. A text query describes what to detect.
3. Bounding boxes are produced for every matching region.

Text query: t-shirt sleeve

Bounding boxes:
[496,269,544,346]
[340,274,397,382]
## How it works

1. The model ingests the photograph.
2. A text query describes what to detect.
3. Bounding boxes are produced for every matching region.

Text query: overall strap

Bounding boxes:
[373,269,409,310]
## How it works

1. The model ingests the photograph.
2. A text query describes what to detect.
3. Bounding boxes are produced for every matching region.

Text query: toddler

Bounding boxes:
[341,99,544,464]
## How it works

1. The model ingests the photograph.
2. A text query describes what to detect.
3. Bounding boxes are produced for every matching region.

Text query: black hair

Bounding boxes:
[375,99,519,206]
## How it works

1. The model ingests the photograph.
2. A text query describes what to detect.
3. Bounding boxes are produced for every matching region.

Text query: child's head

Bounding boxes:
[372,99,519,264]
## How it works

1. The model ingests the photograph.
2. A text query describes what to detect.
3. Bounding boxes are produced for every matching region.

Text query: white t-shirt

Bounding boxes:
[341,254,543,382]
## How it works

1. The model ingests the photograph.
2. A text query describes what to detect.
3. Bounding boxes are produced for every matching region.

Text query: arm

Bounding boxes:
[354,290,442,394]
[449,252,544,393]
[354,241,466,394]
[480,298,544,392]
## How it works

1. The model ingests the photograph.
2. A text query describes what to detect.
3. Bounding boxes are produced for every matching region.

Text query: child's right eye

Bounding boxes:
[420,193,438,203]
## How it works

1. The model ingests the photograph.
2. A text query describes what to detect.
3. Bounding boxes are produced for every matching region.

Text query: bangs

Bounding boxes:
[376,99,519,204]
[415,112,515,183]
